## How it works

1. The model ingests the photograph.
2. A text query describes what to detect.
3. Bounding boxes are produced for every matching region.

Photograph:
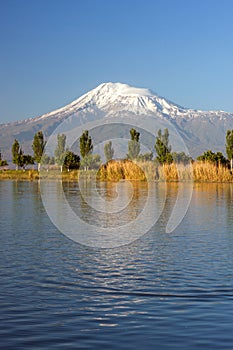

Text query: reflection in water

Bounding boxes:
[225,184,233,223]
[63,181,149,227]
[1,181,233,349]
[41,180,166,247]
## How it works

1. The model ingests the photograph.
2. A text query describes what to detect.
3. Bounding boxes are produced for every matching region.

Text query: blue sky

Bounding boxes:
[0,0,233,123]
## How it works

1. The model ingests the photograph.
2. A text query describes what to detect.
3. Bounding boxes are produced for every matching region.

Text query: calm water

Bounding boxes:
[0,180,233,349]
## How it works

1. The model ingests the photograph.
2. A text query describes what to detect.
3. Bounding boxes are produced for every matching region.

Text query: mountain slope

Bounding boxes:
[0,82,233,160]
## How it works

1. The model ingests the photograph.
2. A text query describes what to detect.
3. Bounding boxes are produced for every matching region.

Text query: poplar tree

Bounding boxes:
[104,141,114,162]
[80,130,93,158]
[127,128,140,160]
[54,134,67,172]
[79,130,93,170]
[226,130,233,171]
[32,131,46,171]
[12,139,21,170]
[154,128,173,164]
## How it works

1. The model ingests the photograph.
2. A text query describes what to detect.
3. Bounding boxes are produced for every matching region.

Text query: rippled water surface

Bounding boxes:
[1,180,233,349]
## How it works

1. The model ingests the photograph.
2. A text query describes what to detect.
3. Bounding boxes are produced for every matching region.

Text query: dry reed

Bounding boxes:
[98,160,233,182]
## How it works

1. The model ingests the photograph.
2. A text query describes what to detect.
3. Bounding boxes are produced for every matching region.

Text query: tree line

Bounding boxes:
[1,128,233,172]
[9,130,99,171]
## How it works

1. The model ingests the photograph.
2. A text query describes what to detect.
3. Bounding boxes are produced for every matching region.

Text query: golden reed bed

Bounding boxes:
[97,160,233,182]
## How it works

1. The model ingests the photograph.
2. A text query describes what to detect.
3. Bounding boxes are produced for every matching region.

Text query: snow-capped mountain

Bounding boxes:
[23,82,198,121]
[0,82,233,160]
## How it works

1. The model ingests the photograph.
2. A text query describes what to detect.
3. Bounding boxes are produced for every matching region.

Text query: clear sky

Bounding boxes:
[0,0,233,123]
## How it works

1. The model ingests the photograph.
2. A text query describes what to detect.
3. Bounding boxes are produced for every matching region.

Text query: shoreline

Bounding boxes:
[1,161,233,183]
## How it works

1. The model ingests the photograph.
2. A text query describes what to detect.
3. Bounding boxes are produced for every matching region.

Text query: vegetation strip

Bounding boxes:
[1,128,233,182]
[0,160,233,182]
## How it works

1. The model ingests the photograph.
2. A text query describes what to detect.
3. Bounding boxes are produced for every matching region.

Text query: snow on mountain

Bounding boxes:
[16,81,231,124]
[27,82,188,123]
[33,81,231,122]
[0,82,233,160]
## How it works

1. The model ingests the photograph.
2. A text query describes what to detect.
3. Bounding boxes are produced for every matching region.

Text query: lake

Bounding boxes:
[0,180,233,349]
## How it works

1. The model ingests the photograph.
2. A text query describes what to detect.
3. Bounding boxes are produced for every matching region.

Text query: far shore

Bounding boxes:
[1,160,233,182]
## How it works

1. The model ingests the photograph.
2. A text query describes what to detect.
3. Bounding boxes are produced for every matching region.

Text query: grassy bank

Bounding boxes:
[97,160,233,182]
[0,169,97,181]
[1,161,233,182]
[0,169,40,180]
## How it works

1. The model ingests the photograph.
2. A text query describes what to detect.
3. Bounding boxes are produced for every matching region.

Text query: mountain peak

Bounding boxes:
[72,81,164,115]
[35,81,184,122]
[93,82,153,97]
[1,82,233,160]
